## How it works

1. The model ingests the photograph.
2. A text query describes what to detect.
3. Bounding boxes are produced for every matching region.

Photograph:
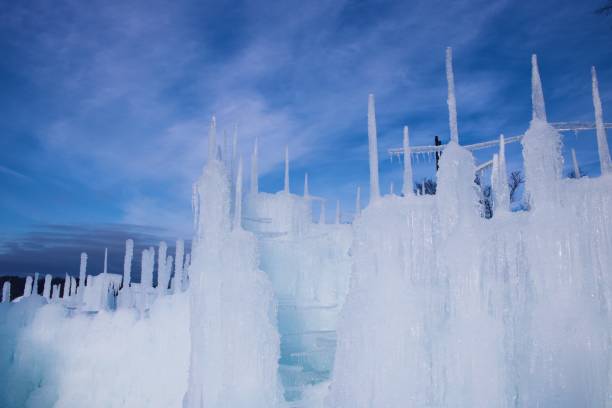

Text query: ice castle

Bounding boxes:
[1,50,611,407]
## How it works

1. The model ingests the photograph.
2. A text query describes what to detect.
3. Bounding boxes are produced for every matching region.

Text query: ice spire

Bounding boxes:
[495,134,510,213]
[174,239,185,292]
[208,116,217,162]
[2,281,10,303]
[24,276,33,297]
[319,201,326,224]
[78,252,87,293]
[102,248,108,275]
[335,200,341,224]
[402,126,413,196]
[43,274,52,299]
[304,173,310,198]
[284,145,290,193]
[234,156,243,230]
[591,66,612,174]
[571,148,581,178]
[531,54,547,122]
[71,277,76,296]
[355,186,361,218]
[251,138,259,194]
[33,272,39,295]
[123,240,133,288]
[446,47,459,143]
[368,93,381,202]
[158,241,168,293]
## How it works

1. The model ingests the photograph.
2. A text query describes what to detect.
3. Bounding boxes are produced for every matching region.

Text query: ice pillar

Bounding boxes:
[368,94,380,202]
[446,47,459,143]
[591,67,612,174]
[234,156,243,230]
[43,274,52,299]
[2,281,10,303]
[123,240,133,288]
[79,252,87,293]
[571,148,581,179]
[284,145,290,193]
[402,126,413,196]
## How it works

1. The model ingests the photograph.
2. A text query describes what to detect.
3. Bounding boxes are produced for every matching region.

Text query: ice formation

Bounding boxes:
[446,47,459,143]
[592,66,612,174]
[0,51,611,408]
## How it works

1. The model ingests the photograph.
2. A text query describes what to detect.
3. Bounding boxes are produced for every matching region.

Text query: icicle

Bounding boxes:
[158,241,168,293]
[402,126,413,196]
[389,182,394,195]
[446,47,459,143]
[531,54,547,122]
[78,252,87,294]
[2,281,11,303]
[234,156,243,230]
[174,239,185,292]
[32,272,39,295]
[251,138,259,194]
[304,173,310,198]
[71,277,77,296]
[335,200,341,224]
[368,94,381,202]
[354,186,361,219]
[43,274,52,299]
[208,116,217,162]
[319,201,326,224]
[123,240,133,288]
[284,145,290,193]
[591,67,612,174]
[571,148,581,178]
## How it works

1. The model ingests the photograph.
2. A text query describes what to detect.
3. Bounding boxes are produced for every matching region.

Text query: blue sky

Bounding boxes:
[1,0,611,276]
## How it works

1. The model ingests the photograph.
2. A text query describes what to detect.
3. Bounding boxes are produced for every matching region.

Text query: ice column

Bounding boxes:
[2,281,10,303]
[402,126,413,196]
[62,274,69,298]
[571,149,581,178]
[23,276,32,297]
[208,116,217,161]
[141,249,153,289]
[335,200,341,224]
[446,47,459,143]
[591,67,612,174]
[122,240,133,288]
[493,134,510,213]
[184,146,282,407]
[174,240,185,292]
[522,54,563,210]
[103,248,108,275]
[354,186,361,218]
[32,272,39,295]
[79,252,87,294]
[284,146,290,193]
[303,173,309,198]
[43,274,52,299]
[251,138,259,195]
[233,156,243,230]
[319,201,326,224]
[158,241,168,292]
[368,94,380,202]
